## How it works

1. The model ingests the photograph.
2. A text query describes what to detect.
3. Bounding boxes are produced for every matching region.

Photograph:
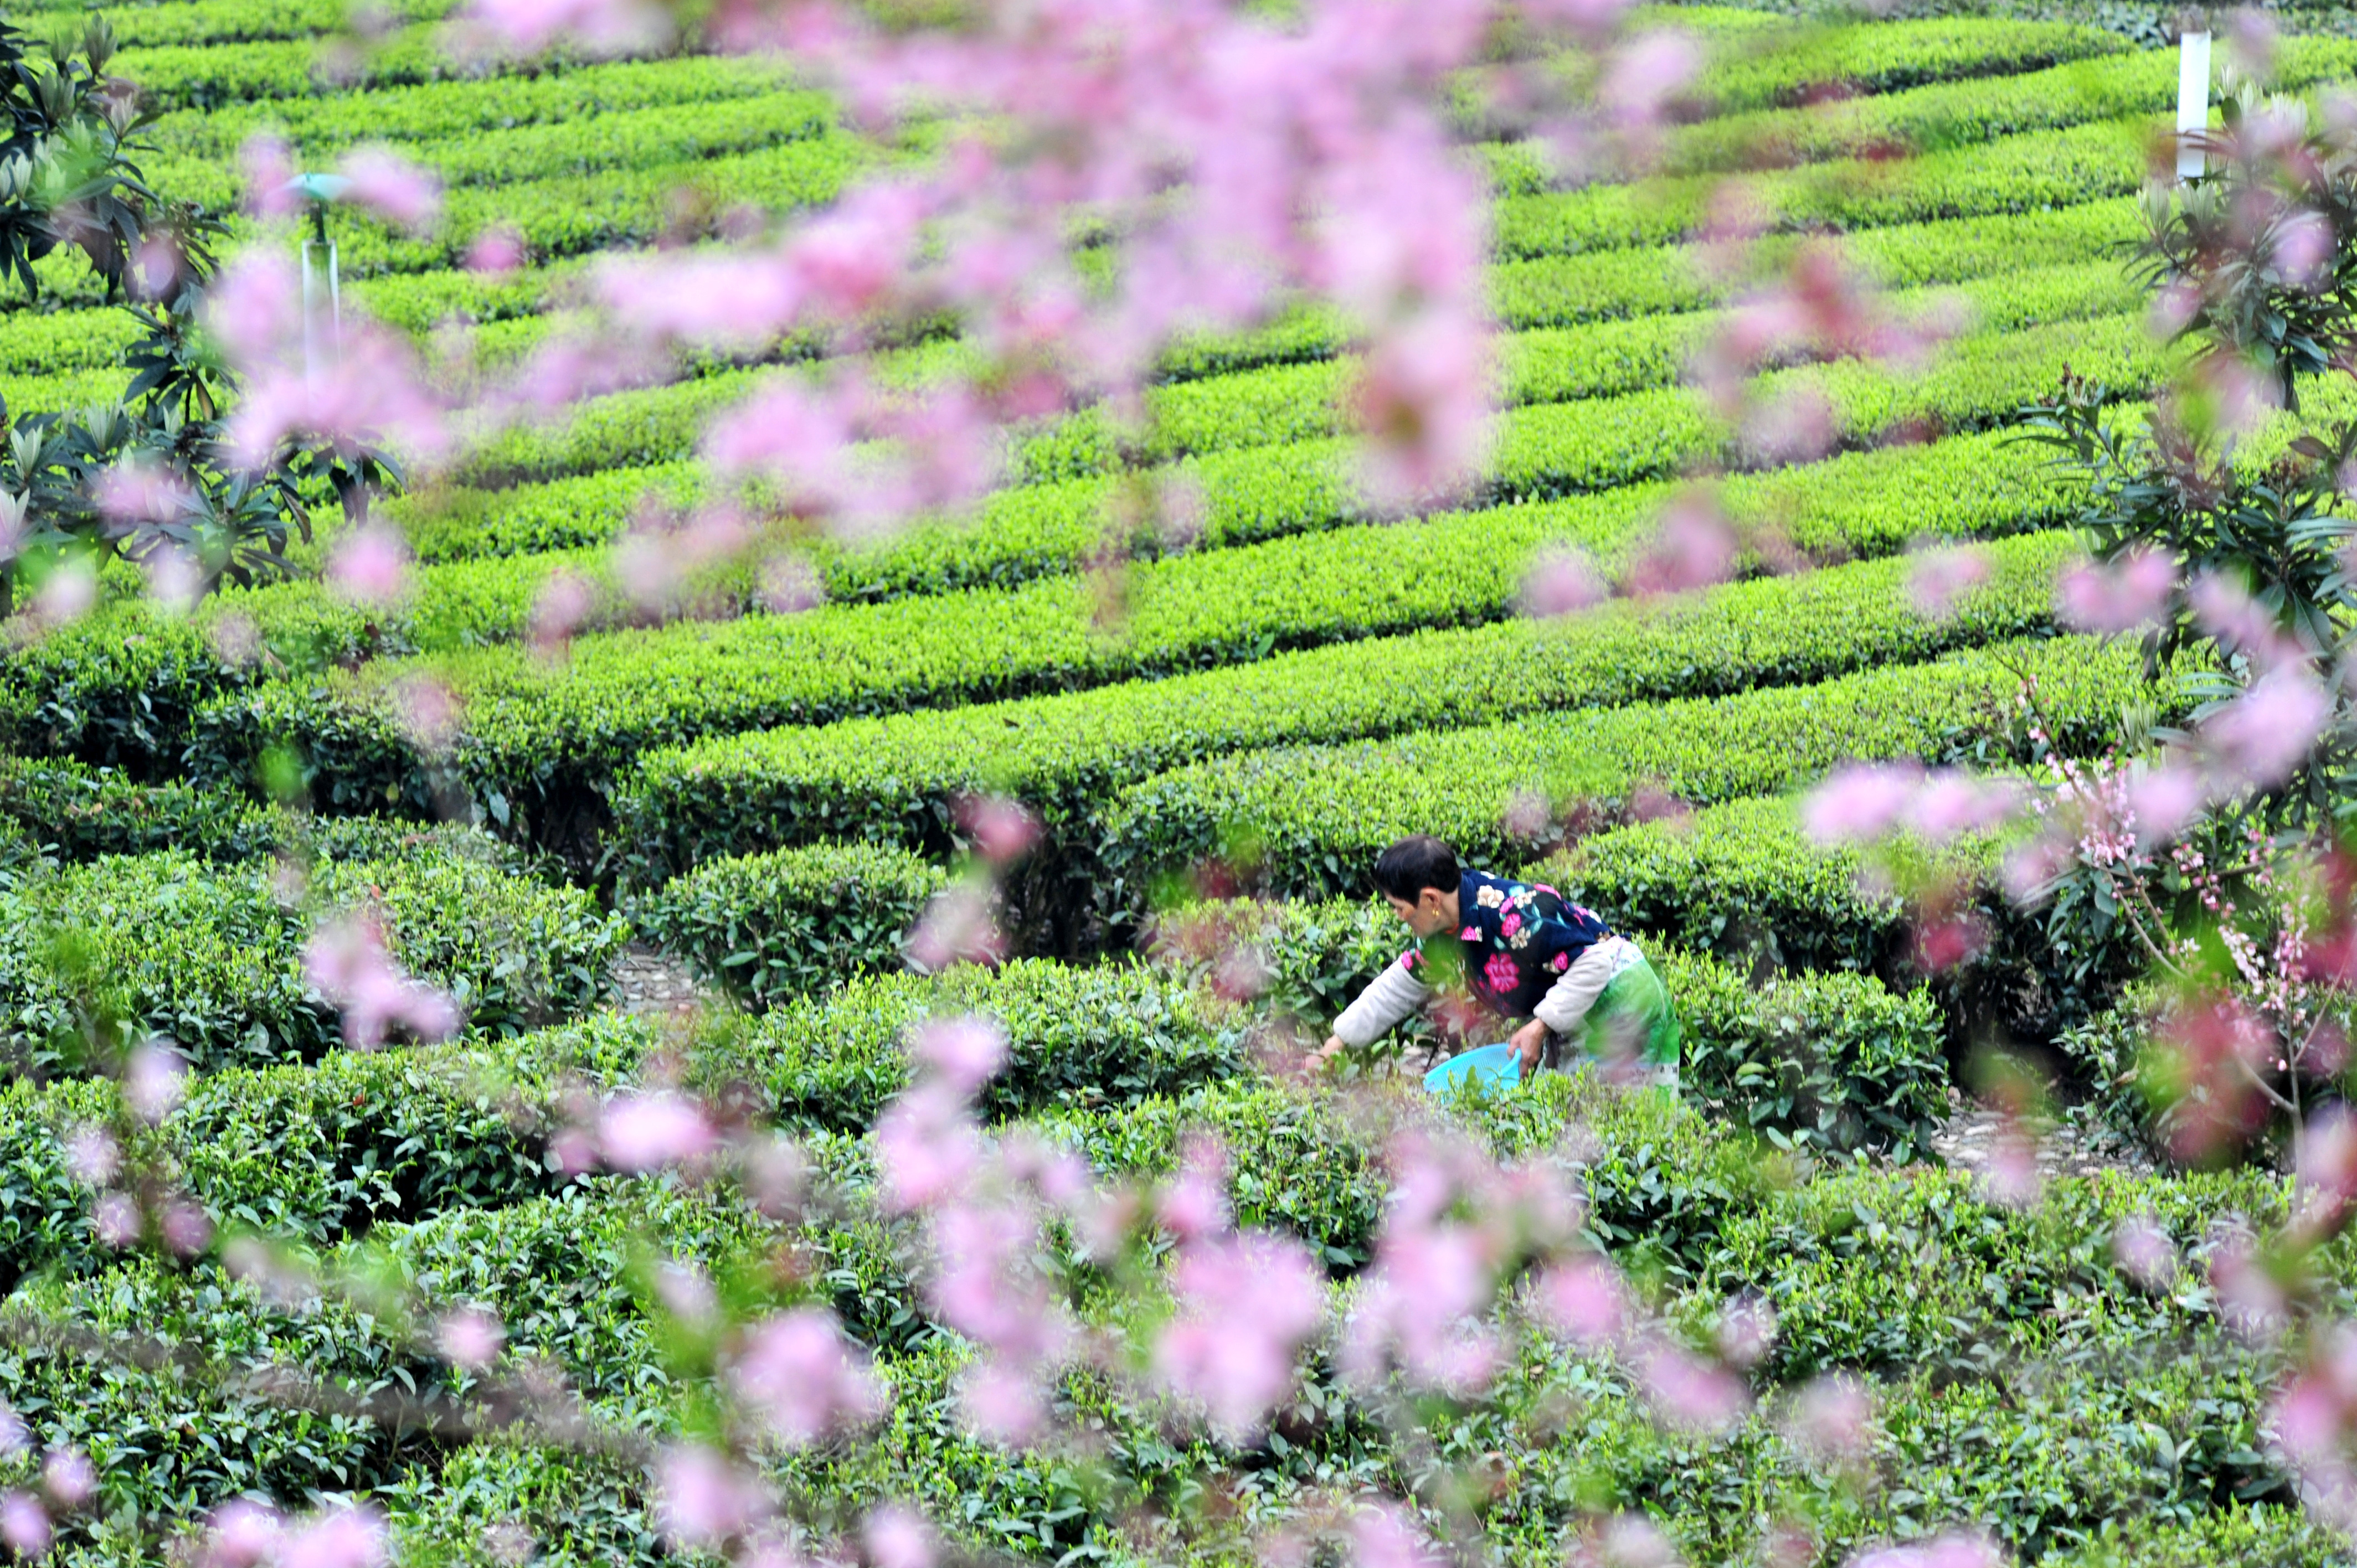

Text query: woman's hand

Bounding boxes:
[1511,1018,1548,1080]
[1306,1035,1349,1076]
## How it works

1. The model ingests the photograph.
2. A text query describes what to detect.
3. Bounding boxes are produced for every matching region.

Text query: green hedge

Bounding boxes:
[607,544,2085,902]
[0,848,623,1072]
[1496,115,2148,259]
[1095,633,2150,914]
[633,840,950,1009]
[691,958,1250,1133]
[191,505,2083,846]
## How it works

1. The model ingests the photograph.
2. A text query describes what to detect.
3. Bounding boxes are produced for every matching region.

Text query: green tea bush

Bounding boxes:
[0,849,623,1072]
[633,840,950,1008]
[701,959,1249,1132]
[609,540,2082,899]
[1096,635,2152,911]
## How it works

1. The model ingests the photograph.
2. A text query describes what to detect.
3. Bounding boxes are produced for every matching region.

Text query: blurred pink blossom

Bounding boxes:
[1633,1338,1748,1433]
[326,523,412,607]
[64,1125,119,1187]
[0,1493,46,1556]
[876,1081,985,1214]
[2111,1213,2178,1288]
[864,1507,936,1568]
[1521,546,1605,619]
[2126,764,2207,845]
[240,136,300,219]
[759,554,824,615]
[1785,1373,1876,1463]
[655,1443,769,1548]
[162,1199,214,1257]
[2200,668,2330,791]
[1802,762,1922,845]
[598,1091,719,1173]
[1157,1136,1229,1243]
[436,1306,506,1370]
[656,1261,719,1328]
[1154,1230,1326,1434]
[464,225,526,276]
[1905,543,1990,620]
[276,1507,387,1568]
[1349,1500,1445,1568]
[527,570,598,660]
[2056,549,2175,633]
[2210,1232,2288,1342]
[1849,1534,2004,1568]
[391,674,465,757]
[2273,209,2335,287]
[728,1308,883,1445]
[0,1405,25,1460]
[959,1357,1048,1445]
[126,1043,187,1123]
[92,461,194,530]
[910,1017,1008,1094]
[2187,571,2302,671]
[93,1193,139,1249]
[1533,1253,1632,1350]
[905,881,1007,972]
[1911,910,1989,973]
[1623,492,1736,598]
[304,913,461,1050]
[1980,1124,2044,1209]
[338,146,442,233]
[448,0,670,55]
[40,1450,94,1510]
[958,796,1041,866]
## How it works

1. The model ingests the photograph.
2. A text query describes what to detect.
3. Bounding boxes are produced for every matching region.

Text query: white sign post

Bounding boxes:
[2177,28,2212,182]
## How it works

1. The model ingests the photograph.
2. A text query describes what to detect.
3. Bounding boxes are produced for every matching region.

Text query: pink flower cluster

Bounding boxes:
[302,911,462,1051]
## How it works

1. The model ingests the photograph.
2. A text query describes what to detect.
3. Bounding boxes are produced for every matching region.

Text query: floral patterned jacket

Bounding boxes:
[1408,869,1615,1020]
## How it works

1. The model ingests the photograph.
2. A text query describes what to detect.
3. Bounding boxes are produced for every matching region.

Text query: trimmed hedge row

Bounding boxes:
[632,840,950,1009]
[606,543,2088,899]
[1094,633,2150,911]
[187,507,2085,848]
[145,54,801,158]
[0,847,624,1073]
[456,293,2160,494]
[1156,894,1949,1156]
[691,958,1253,1133]
[1672,14,2126,116]
[1015,259,2145,482]
[1495,114,2152,259]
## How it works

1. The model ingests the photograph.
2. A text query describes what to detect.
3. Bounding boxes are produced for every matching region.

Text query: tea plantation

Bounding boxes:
[0,2,2351,1563]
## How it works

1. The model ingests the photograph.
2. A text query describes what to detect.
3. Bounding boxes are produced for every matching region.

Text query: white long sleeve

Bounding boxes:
[1532,936,1641,1036]
[1331,960,1434,1046]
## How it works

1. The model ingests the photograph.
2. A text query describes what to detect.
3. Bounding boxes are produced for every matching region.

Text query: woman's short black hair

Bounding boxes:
[1373,835,1461,903]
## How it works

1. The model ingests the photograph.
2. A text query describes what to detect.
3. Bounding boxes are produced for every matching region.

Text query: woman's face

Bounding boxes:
[1385,889,1454,940]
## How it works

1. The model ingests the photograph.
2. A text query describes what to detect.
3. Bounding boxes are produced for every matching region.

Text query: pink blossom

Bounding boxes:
[875,1081,984,1214]
[125,1044,187,1123]
[447,0,670,55]
[1903,773,2021,842]
[527,570,598,660]
[40,1449,94,1509]
[1980,1125,2043,1209]
[92,461,194,529]
[1911,911,1989,973]
[1533,1253,1632,1349]
[337,146,442,233]
[2056,549,2175,633]
[305,914,461,1051]
[93,1192,140,1249]
[326,523,412,607]
[1624,492,1736,598]
[1738,385,1838,466]
[161,1199,214,1257]
[63,1126,118,1187]
[2187,571,2301,671]
[0,1493,46,1556]
[1905,543,1990,621]
[910,1017,1008,1094]
[276,1507,387,1568]
[2274,209,2335,287]
[727,1308,882,1445]
[863,1507,936,1568]
[240,136,299,219]
[0,1405,25,1459]
[2111,1214,2178,1288]
[1850,1533,2004,1568]
[655,1443,768,1548]
[597,1092,719,1173]
[1785,1373,1875,1463]
[2211,1233,2288,1343]
[759,554,824,615]
[1157,1137,1229,1243]
[464,225,525,276]
[957,796,1039,865]
[23,561,96,631]
[2126,764,2206,845]
[959,1357,1047,1445]
[1154,1231,1326,1434]
[1801,762,1922,845]
[905,882,1007,972]
[1598,29,1701,143]
[198,1500,285,1568]
[1521,546,1604,619]
[656,1261,719,1328]
[436,1306,506,1370]
[1349,1500,1445,1568]
[1633,1339,1748,1433]
[2201,668,2330,791]
[1566,1513,1682,1568]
